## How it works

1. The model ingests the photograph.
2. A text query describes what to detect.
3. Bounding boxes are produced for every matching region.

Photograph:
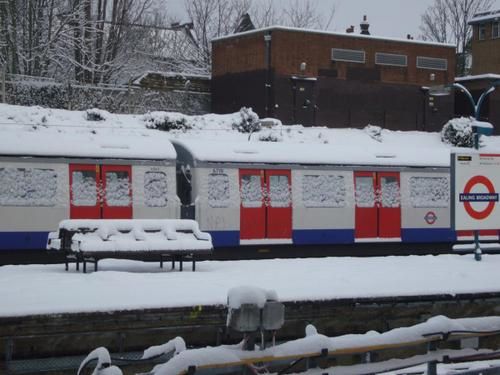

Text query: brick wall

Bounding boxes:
[212,28,456,129]
[471,23,500,75]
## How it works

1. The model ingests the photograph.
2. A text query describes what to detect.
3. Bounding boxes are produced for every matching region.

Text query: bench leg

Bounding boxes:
[95,259,98,272]
[65,258,68,271]
[160,256,163,269]
[192,257,196,272]
[180,257,183,272]
[83,260,87,274]
[172,258,175,270]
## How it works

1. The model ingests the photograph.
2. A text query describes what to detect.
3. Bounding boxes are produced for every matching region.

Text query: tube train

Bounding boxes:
[0,127,492,261]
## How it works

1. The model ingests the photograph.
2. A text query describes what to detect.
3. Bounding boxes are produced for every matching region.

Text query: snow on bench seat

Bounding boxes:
[54,219,212,272]
[58,219,212,253]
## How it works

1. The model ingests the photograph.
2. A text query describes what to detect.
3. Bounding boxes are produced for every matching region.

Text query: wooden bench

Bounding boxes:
[47,219,213,273]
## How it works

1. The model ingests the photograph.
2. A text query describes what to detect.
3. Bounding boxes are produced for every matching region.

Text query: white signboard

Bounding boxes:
[452,152,500,230]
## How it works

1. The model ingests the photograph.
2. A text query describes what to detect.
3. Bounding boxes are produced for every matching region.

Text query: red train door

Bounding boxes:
[377,172,401,238]
[354,171,401,239]
[266,170,292,239]
[354,172,378,238]
[101,165,133,219]
[240,169,266,240]
[69,164,101,219]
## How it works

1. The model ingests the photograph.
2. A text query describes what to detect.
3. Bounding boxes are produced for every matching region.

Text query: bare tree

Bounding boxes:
[420,0,493,75]
[185,0,251,68]
[252,0,336,29]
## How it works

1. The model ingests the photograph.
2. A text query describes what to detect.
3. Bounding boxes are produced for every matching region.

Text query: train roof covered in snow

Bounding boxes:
[0,127,176,160]
[172,138,451,168]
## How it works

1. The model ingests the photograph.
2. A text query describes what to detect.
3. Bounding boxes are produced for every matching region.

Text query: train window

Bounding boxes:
[208,173,230,207]
[72,171,97,206]
[240,175,262,208]
[380,176,400,208]
[144,171,168,207]
[269,175,291,207]
[303,175,345,208]
[409,177,449,208]
[0,167,57,206]
[105,171,131,207]
[355,176,375,207]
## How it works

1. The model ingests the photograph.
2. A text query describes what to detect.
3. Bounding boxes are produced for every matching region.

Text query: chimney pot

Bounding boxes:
[360,15,370,35]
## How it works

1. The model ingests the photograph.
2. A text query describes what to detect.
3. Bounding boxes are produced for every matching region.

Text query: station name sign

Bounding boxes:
[452,153,500,230]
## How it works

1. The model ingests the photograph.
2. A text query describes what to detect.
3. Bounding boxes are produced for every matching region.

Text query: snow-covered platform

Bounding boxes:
[1,254,500,317]
[2,254,500,364]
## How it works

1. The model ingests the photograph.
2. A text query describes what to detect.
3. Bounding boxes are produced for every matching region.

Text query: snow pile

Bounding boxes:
[142,337,186,360]
[148,316,500,375]
[227,286,278,309]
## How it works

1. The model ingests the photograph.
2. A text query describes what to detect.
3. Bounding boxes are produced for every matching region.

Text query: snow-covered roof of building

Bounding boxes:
[469,9,500,24]
[456,74,500,82]
[172,137,452,168]
[212,25,456,48]
[0,105,176,160]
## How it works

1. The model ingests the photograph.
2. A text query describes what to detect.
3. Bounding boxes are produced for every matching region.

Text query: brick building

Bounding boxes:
[469,10,500,75]
[212,24,456,131]
[453,11,500,133]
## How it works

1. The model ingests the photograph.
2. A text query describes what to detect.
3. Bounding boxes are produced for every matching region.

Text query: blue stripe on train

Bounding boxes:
[0,232,50,250]
[208,231,240,247]
[293,229,354,245]
[401,228,457,243]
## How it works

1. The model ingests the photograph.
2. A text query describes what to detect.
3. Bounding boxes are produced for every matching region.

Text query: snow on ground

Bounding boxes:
[1,254,500,317]
[2,103,500,165]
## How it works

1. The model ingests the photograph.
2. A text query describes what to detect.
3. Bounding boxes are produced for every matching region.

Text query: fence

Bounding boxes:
[0,73,210,115]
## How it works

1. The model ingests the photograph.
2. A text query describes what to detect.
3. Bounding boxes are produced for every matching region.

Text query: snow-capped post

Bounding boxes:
[431,80,500,261]
[226,286,284,351]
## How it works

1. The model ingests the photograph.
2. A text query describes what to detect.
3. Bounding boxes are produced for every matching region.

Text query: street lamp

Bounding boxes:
[431,80,500,261]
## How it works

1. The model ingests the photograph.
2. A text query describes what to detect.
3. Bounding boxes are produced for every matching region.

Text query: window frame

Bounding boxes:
[0,167,58,207]
[416,56,448,71]
[375,52,408,67]
[331,48,366,64]
[144,171,168,208]
[492,21,500,39]
[409,176,450,208]
[302,174,346,208]
[479,24,487,40]
[208,172,231,208]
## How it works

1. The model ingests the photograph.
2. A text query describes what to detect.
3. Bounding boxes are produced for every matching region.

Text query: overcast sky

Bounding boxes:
[164,0,500,40]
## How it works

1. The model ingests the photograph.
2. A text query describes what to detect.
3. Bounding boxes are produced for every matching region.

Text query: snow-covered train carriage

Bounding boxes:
[0,128,179,251]
[172,139,463,251]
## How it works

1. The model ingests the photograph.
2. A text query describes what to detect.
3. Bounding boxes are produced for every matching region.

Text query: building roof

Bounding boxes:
[456,74,500,82]
[469,10,500,25]
[212,25,456,49]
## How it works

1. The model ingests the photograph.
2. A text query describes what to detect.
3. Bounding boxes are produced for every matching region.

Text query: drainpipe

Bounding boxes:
[264,31,272,117]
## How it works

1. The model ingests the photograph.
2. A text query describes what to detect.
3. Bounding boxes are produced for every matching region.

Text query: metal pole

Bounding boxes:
[1,65,5,103]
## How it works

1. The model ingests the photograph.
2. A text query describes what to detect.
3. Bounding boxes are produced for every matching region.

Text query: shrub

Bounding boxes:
[363,124,383,142]
[258,130,282,142]
[441,117,474,148]
[143,112,191,131]
[85,108,107,121]
[232,107,260,133]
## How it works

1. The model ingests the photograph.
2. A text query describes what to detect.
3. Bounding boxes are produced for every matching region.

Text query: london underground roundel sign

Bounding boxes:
[453,153,500,231]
